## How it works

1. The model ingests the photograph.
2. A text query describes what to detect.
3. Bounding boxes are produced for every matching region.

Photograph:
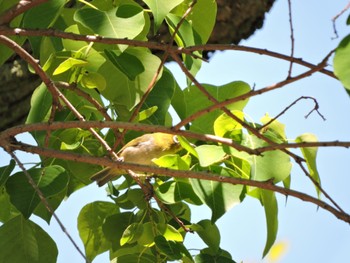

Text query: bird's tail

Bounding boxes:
[90,167,121,187]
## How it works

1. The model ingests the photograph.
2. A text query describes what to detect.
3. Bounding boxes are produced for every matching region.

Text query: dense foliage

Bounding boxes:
[0,1,350,262]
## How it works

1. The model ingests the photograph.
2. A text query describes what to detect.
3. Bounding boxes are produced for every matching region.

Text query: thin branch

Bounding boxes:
[3,148,88,262]
[55,81,112,121]
[259,96,326,131]
[332,1,350,39]
[287,0,295,78]
[0,121,259,155]
[256,141,350,153]
[0,27,336,78]
[5,141,350,224]
[0,0,49,25]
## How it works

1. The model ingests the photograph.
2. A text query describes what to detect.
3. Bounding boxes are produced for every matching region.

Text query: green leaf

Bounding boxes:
[0,1,26,66]
[120,223,143,245]
[138,222,155,246]
[74,4,148,50]
[260,113,287,143]
[143,0,183,31]
[0,187,20,223]
[0,159,15,186]
[142,69,177,125]
[243,134,292,183]
[115,253,157,263]
[0,215,58,263]
[22,0,65,56]
[295,133,321,197]
[334,34,350,95]
[154,235,182,260]
[104,50,145,80]
[153,154,189,170]
[159,223,183,242]
[78,201,119,261]
[166,13,202,77]
[156,181,202,205]
[99,48,161,110]
[5,166,68,218]
[53,57,88,75]
[171,0,217,43]
[214,110,244,138]
[190,179,243,222]
[102,212,135,251]
[33,189,66,223]
[195,252,236,263]
[183,81,251,134]
[23,0,65,29]
[261,190,278,258]
[81,71,107,90]
[195,145,226,167]
[192,220,220,254]
[136,106,158,122]
[177,135,198,158]
[26,83,52,124]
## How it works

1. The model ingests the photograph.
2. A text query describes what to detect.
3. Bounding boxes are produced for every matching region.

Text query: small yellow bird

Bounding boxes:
[91,132,182,186]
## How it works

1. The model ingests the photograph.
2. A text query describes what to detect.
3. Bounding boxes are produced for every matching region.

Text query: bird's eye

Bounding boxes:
[173,135,179,144]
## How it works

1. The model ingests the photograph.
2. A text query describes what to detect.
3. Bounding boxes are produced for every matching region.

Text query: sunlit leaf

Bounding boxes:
[243,134,291,183]
[120,223,143,245]
[136,106,158,122]
[78,201,119,261]
[53,57,88,75]
[261,190,278,258]
[260,113,287,143]
[295,133,321,197]
[334,34,350,95]
[214,110,244,139]
[195,145,226,167]
[143,0,183,31]
[183,81,250,134]
[81,71,106,90]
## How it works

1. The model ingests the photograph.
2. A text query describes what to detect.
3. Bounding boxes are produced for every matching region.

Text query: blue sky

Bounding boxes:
[1,1,350,262]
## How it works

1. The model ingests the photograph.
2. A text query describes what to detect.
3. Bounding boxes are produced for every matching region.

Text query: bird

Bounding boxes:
[90,132,182,186]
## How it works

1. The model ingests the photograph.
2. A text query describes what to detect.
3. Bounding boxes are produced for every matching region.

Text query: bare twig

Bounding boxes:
[332,1,350,39]
[259,96,326,131]
[256,141,350,153]
[287,0,295,78]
